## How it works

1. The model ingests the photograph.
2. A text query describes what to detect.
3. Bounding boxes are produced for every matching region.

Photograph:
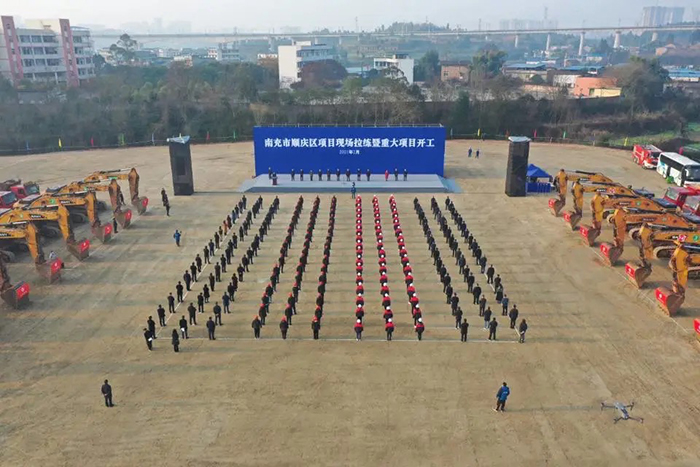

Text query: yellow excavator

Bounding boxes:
[0,205,90,261]
[597,207,692,266]
[625,224,700,288]
[83,168,148,215]
[45,181,109,211]
[549,169,614,216]
[0,222,63,283]
[655,242,700,316]
[580,192,688,246]
[15,192,112,243]
[0,254,31,308]
[562,181,658,230]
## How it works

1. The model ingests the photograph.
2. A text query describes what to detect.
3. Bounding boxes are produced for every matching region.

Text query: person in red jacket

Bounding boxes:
[385,318,395,340]
[356,294,364,307]
[384,170,390,181]
[355,305,365,322]
[354,319,364,341]
[410,294,420,309]
[383,307,393,323]
[407,283,416,297]
[404,273,414,286]
[414,318,425,341]
[356,282,364,295]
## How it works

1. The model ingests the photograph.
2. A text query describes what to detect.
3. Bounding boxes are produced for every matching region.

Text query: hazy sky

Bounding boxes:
[4,0,699,32]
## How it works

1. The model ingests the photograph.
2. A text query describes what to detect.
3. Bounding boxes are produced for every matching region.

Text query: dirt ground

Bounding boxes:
[0,141,699,467]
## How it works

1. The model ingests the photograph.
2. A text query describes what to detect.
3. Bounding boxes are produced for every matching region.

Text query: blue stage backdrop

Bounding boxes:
[253,126,446,176]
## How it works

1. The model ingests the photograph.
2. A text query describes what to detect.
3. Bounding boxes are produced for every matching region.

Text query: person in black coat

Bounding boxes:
[206,317,216,340]
[179,316,188,339]
[157,305,166,326]
[252,316,262,339]
[147,316,157,339]
[311,317,321,339]
[101,380,114,407]
[143,328,153,350]
[280,317,289,339]
[460,319,469,342]
[171,329,180,352]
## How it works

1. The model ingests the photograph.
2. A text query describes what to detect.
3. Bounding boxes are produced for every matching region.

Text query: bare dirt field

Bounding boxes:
[0,141,699,467]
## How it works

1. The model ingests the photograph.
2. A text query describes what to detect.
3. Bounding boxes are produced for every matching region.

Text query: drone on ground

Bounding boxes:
[601,401,644,424]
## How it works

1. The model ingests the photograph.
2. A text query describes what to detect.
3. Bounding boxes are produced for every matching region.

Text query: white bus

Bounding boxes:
[656,152,700,187]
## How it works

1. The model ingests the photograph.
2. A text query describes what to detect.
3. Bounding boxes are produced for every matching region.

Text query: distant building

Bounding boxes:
[502,62,549,81]
[0,16,95,87]
[172,55,193,67]
[156,48,178,58]
[278,41,333,89]
[373,53,414,84]
[642,6,685,27]
[208,43,241,62]
[573,76,621,98]
[440,61,471,83]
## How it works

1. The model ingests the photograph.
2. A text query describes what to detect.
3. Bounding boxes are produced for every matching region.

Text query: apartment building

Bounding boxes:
[0,16,95,87]
[278,41,333,88]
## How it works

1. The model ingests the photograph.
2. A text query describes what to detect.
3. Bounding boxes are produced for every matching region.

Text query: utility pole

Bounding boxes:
[355,17,359,33]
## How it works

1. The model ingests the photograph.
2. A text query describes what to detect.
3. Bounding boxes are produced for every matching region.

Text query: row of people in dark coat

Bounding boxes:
[148,197,253,351]
[288,168,409,182]
[254,196,321,339]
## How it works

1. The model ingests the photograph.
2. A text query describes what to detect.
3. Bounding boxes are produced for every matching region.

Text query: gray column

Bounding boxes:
[578,32,585,56]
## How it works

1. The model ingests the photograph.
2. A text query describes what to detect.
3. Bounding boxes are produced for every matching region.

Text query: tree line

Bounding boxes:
[0,49,697,154]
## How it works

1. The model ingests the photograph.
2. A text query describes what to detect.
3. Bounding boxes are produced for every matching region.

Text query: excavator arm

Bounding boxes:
[655,243,700,316]
[30,193,112,243]
[84,168,148,215]
[0,206,90,261]
[0,222,61,285]
[549,170,614,216]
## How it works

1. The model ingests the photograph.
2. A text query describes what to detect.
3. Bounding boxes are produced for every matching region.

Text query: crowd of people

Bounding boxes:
[353,195,425,341]
[411,196,527,342]
[145,195,283,350]
[141,192,529,346]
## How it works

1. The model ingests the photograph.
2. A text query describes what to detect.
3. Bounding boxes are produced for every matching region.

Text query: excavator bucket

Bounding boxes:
[92,223,112,243]
[599,242,623,266]
[624,262,652,288]
[549,197,564,216]
[133,197,149,215]
[693,319,700,342]
[115,208,132,228]
[0,281,30,309]
[67,238,90,261]
[563,211,582,230]
[36,258,62,283]
[579,224,601,247]
[655,286,683,316]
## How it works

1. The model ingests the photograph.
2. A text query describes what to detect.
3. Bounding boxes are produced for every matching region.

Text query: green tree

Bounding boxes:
[448,91,471,134]
[293,60,347,89]
[613,57,669,113]
[471,48,507,78]
[413,50,440,83]
[109,34,138,65]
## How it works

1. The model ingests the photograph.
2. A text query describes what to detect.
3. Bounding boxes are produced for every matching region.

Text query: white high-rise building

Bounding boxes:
[374,54,415,84]
[0,16,95,87]
[208,43,241,62]
[277,41,333,88]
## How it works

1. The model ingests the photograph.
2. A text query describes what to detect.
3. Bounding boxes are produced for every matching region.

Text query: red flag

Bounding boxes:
[206,131,210,142]
[505,130,510,138]
[90,137,94,147]
[533,129,538,139]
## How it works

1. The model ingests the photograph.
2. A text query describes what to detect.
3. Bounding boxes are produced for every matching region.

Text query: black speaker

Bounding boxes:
[505,136,530,197]
[167,136,195,195]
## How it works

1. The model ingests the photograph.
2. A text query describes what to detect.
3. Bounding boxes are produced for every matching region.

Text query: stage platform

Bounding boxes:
[238,174,460,193]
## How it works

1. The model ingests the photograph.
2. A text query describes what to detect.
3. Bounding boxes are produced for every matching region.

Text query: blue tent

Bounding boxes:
[527,164,550,179]
[526,164,552,194]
